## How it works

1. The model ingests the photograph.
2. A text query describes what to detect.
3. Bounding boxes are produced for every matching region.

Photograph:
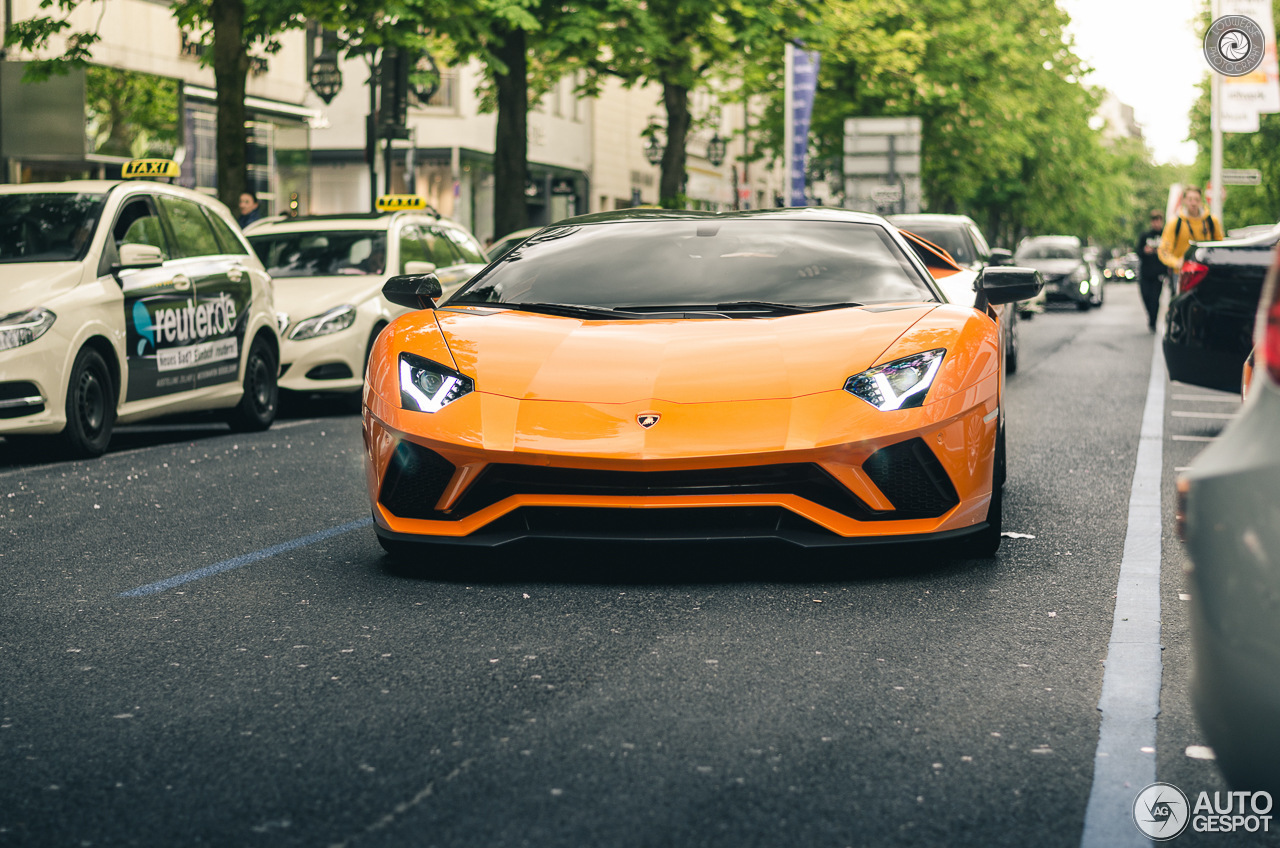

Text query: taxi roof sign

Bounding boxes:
[376,194,428,212]
[122,159,181,180]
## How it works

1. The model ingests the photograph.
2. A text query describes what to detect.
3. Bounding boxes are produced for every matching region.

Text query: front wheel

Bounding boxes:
[225,336,278,432]
[62,347,116,458]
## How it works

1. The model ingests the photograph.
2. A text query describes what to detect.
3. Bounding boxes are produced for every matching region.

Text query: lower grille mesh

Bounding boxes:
[862,438,959,518]
[379,441,456,519]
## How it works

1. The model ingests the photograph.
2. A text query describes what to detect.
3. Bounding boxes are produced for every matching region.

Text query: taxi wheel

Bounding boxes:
[62,348,116,458]
[226,338,278,432]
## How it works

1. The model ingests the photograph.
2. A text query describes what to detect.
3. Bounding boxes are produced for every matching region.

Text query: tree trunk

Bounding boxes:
[660,81,690,208]
[211,0,249,211]
[493,27,528,239]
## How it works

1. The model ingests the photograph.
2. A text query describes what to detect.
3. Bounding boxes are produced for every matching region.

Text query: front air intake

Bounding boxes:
[379,441,456,519]
[862,438,959,518]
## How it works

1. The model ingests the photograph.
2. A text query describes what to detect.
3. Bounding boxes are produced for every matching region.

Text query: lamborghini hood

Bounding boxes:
[431,305,936,404]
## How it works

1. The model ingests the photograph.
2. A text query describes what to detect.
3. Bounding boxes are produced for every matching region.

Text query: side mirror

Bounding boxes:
[115,243,165,269]
[403,260,438,276]
[987,248,1014,267]
[383,273,443,309]
[977,266,1043,305]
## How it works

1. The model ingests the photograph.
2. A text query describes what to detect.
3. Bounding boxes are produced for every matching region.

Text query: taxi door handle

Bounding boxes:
[228,266,245,283]
[171,274,191,290]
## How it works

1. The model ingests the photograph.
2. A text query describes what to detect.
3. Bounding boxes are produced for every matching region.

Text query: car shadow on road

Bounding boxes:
[379,538,989,587]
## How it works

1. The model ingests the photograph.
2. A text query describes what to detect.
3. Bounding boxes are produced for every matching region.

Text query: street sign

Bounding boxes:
[844,155,921,176]
[844,116,922,136]
[843,115,923,214]
[1222,168,1262,185]
[871,185,903,203]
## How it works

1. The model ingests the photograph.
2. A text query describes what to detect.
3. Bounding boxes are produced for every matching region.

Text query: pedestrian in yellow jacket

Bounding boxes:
[1159,185,1223,270]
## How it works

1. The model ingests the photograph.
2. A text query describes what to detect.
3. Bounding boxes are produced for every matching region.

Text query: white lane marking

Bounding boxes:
[1170,411,1237,420]
[1080,335,1164,848]
[1170,394,1239,403]
[1171,435,1215,442]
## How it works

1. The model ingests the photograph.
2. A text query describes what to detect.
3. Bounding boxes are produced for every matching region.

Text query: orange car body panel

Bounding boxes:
[362,301,1003,542]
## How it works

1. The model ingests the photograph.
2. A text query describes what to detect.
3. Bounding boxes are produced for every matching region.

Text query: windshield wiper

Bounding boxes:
[713,301,864,314]
[500,302,625,320]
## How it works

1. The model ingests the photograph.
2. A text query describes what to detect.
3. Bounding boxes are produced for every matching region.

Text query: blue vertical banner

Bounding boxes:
[790,48,820,207]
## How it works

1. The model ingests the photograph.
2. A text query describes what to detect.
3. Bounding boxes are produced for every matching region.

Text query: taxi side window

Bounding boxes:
[421,226,461,268]
[157,195,222,258]
[398,225,429,271]
[113,197,169,258]
[203,206,251,256]
[441,226,487,264]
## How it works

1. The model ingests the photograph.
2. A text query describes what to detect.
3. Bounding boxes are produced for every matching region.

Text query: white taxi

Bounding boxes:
[0,160,281,458]
[245,195,488,406]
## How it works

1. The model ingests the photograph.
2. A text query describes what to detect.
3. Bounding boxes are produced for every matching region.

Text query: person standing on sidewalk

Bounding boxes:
[1136,210,1166,331]
[1158,185,1223,292]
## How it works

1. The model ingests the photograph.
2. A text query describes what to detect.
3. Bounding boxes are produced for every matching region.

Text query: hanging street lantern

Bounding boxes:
[707,133,727,167]
[644,135,664,166]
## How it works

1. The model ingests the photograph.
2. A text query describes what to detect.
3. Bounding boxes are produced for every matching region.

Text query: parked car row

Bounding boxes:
[0,159,491,459]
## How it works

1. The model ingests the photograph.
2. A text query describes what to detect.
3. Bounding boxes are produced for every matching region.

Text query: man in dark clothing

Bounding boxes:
[1136,209,1165,331]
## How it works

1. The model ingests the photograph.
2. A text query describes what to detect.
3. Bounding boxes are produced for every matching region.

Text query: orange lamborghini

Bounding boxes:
[362,208,1041,556]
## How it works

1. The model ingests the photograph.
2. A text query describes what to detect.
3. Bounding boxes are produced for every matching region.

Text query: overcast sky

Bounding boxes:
[1057,0,1206,164]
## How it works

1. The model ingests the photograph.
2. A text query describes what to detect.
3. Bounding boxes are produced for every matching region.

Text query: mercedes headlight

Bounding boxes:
[399,352,474,412]
[0,307,56,352]
[844,349,946,411]
[287,305,356,340]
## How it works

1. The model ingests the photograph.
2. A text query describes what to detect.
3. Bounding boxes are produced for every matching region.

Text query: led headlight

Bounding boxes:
[844,349,945,411]
[288,305,356,340]
[0,307,56,352]
[399,352,474,412]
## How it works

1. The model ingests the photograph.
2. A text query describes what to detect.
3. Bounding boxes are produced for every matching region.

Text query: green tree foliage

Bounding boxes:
[85,66,180,160]
[593,0,820,209]
[424,0,610,237]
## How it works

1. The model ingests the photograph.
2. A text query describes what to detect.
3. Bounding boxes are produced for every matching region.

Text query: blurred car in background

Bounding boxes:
[1179,246,1280,795]
[1014,235,1102,310]
[888,212,1044,320]
[1103,253,1138,282]
[894,222,1021,374]
[486,226,539,262]
[247,196,487,406]
[1164,224,1278,392]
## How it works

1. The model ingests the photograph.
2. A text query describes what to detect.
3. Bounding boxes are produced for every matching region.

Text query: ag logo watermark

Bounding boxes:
[1204,15,1267,76]
[1133,783,1274,839]
[1134,783,1190,841]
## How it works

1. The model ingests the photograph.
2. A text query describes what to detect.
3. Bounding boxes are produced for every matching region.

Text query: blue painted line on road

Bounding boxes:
[120,517,374,597]
[1080,337,1165,847]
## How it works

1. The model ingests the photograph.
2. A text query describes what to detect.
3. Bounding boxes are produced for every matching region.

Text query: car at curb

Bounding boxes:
[0,159,281,458]
[246,196,487,406]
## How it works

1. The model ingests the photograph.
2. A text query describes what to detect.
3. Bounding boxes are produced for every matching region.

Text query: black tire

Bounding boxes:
[226,336,278,432]
[956,427,1004,558]
[62,347,116,458]
[1005,312,1019,376]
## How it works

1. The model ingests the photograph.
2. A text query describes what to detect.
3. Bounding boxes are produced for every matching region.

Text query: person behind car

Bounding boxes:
[1158,186,1222,283]
[237,191,263,229]
[1136,210,1166,332]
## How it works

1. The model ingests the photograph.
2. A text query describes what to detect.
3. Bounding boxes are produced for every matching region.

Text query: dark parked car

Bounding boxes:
[1164,223,1279,392]
[1013,235,1102,310]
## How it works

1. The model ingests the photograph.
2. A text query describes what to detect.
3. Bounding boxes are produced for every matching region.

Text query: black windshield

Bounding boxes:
[449,219,936,310]
[0,193,107,264]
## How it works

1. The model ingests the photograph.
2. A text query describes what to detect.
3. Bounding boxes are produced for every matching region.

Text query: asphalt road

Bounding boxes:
[0,284,1271,847]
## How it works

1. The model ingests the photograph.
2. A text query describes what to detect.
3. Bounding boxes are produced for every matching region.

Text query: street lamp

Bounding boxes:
[644,136,664,166]
[706,133,727,167]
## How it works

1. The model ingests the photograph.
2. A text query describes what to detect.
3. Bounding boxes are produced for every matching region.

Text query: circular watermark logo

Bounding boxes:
[1204,15,1267,76]
[1134,782,1191,841]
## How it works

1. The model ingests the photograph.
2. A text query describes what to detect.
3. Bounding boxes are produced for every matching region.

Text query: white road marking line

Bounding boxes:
[1172,435,1215,442]
[1081,335,1164,848]
[1170,411,1237,420]
[1170,394,1239,403]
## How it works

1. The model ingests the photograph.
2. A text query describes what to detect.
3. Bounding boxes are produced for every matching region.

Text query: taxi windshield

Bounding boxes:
[0,193,107,264]
[450,219,935,310]
[249,230,387,277]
